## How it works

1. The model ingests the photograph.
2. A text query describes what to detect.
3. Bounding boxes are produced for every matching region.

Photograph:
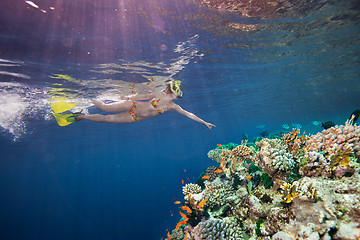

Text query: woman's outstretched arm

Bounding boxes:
[171,104,216,129]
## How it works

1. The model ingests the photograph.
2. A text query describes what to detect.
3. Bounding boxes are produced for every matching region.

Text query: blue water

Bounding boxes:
[1,0,360,239]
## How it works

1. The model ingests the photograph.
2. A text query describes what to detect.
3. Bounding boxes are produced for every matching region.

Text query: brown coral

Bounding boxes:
[281,128,309,156]
[231,144,254,158]
[204,166,219,181]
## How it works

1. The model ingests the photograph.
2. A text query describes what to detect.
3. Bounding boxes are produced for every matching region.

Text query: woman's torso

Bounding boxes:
[135,92,173,119]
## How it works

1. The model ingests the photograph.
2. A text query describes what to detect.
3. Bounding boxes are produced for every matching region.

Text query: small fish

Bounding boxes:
[246,175,252,180]
[167,231,170,237]
[214,169,223,174]
[180,205,192,214]
[292,123,302,129]
[182,179,184,184]
[184,233,188,240]
[321,121,335,130]
[183,168,186,172]
[175,219,187,230]
[179,211,188,220]
[312,121,320,126]
[217,144,223,148]
[198,199,208,208]
[202,175,210,179]
[174,201,181,204]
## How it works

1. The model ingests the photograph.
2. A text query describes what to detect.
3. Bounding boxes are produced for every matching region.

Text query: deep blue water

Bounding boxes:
[1,0,360,239]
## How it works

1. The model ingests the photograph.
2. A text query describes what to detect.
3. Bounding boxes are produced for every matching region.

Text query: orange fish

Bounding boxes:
[182,179,184,184]
[198,199,208,208]
[202,175,210,179]
[217,144,222,148]
[214,169,223,174]
[246,175,252,180]
[180,205,192,214]
[179,211,188,220]
[175,219,187,230]
[184,233,188,240]
[174,201,181,204]
[183,168,186,172]
[167,231,170,237]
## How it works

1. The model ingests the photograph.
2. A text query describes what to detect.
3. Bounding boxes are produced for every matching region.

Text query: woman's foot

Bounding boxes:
[66,111,84,123]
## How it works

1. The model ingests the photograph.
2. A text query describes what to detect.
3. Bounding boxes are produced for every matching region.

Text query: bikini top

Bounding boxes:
[150,98,168,114]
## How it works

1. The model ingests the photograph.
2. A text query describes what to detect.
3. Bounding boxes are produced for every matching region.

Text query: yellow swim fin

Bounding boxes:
[50,97,80,126]
[52,112,75,126]
[51,97,76,114]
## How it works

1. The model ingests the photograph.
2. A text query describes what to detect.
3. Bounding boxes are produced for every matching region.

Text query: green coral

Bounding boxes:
[221,142,239,150]
[260,173,273,189]
[248,162,261,173]
[255,219,264,236]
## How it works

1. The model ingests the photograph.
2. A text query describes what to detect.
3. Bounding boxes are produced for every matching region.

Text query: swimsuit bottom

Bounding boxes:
[129,102,139,121]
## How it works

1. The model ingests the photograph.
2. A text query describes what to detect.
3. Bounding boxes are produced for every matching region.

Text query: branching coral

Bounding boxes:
[231,142,254,158]
[330,148,355,177]
[305,124,360,156]
[280,181,317,203]
[219,149,239,177]
[218,141,254,177]
[281,128,309,156]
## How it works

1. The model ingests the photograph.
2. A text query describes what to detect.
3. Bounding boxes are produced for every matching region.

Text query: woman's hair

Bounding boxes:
[165,80,172,93]
[165,80,182,97]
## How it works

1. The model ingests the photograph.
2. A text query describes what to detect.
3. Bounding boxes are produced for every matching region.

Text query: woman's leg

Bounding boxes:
[92,100,133,112]
[77,112,135,123]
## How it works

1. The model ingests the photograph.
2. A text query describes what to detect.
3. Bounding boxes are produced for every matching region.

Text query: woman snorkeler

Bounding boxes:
[70,80,216,129]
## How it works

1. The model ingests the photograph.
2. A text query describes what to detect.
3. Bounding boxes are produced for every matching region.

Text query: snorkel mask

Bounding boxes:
[169,80,183,97]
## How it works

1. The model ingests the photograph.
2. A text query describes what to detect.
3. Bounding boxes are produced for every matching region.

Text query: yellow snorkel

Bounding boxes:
[169,80,183,97]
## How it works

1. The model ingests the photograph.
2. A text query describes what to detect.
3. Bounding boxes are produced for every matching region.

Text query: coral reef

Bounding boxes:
[183,183,202,196]
[255,138,296,176]
[192,217,243,240]
[305,125,360,156]
[165,124,360,240]
[281,128,309,156]
[203,166,220,181]
[207,148,223,163]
